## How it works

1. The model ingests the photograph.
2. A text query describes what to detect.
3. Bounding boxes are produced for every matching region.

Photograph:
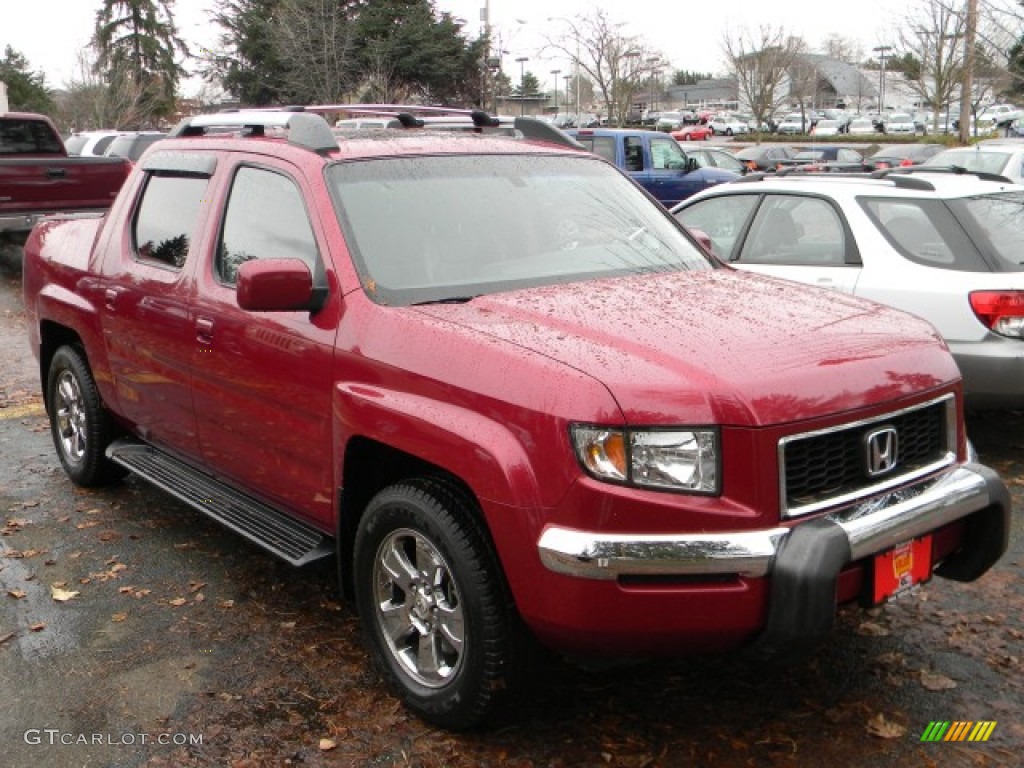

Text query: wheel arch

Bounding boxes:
[38,321,86,412]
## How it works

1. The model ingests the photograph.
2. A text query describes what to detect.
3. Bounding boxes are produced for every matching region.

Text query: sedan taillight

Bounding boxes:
[970,291,1024,338]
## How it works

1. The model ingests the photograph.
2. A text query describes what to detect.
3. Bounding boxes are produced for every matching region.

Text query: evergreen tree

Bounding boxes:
[204,0,287,105]
[93,0,189,123]
[0,46,54,113]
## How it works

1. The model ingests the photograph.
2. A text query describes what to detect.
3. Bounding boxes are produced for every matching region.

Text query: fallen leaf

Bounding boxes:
[193,592,205,603]
[919,669,957,691]
[188,581,207,593]
[866,713,907,739]
[857,621,890,637]
[168,597,188,607]
[319,738,337,751]
[76,521,100,529]
[6,590,27,599]
[109,563,127,573]
[0,631,14,644]
[51,586,81,602]
[218,600,235,609]
[29,622,46,632]
[111,613,128,623]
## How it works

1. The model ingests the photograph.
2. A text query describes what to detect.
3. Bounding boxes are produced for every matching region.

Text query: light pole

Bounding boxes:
[564,74,572,120]
[516,56,529,116]
[551,69,561,116]
[873,45,892,112]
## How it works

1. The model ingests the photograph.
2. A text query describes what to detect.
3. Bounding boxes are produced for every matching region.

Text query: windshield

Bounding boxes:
[328,153,712,306]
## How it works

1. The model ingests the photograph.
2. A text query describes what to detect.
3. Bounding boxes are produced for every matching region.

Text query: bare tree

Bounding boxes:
[543,9,660,127]
[58,48,152,130]
[272,0,358,104]
[899,0,966,133]
[821,34,864,65]
[722,26,805,138]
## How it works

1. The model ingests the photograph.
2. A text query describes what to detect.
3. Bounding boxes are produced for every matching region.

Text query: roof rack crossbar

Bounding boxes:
[169,110,338,154]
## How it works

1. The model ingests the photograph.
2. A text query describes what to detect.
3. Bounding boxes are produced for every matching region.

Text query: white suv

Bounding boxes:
[672,169,1024,409]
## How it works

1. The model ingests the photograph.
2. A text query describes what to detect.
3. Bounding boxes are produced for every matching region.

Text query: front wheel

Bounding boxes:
[46,345,124,487]
[354,479,515,729]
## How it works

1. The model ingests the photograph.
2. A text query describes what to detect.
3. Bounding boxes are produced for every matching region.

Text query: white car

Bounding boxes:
[811,119,842,136]
[776,113,810,134]
[672,170,1024,409]
[847,117,877,136]
[883,112,917,135]
[923,141,1024,184]
[979,104,1021,126]
[708,115,749,136]
[64,129,122,156]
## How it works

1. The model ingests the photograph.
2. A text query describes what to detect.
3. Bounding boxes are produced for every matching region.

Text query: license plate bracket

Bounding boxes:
[872,536,932,604]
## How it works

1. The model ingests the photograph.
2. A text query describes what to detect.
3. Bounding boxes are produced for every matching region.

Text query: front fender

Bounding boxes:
[334,382,545,511]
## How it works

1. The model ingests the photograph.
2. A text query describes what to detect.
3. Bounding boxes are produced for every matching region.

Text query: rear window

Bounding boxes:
[925,150,1012,177]
[574,135,616,164]
[0,118,64,155]
[858,195,1024,272]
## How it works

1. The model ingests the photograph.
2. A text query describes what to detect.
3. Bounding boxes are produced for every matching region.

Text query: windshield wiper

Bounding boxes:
[412,296,478,305]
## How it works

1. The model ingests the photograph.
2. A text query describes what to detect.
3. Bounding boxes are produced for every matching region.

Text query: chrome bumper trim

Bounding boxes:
[537,466,994,581]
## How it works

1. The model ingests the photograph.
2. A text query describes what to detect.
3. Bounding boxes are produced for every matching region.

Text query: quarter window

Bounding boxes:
[133,174,209,269]
[217,167,319,284]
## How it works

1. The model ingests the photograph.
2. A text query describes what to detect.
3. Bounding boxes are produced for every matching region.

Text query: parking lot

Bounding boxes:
[1,240,1022,768]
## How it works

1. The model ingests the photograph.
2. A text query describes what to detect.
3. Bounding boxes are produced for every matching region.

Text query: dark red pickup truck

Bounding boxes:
[0,111,129,242]
[22,107,1011,729]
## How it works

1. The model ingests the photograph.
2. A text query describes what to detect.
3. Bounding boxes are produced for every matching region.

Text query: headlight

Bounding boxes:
[571,426,719,494]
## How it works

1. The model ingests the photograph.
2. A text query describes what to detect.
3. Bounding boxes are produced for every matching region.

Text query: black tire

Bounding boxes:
[46,345,124,487]
[353,478,514,729]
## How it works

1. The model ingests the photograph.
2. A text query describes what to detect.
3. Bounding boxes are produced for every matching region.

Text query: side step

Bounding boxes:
[106,439,334,567]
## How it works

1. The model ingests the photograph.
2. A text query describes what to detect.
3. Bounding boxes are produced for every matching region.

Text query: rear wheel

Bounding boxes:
[46,345,124,487]
[354,478,514,729]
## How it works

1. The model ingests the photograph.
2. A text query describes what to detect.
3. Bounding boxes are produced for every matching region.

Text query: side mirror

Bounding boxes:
[685,157,699,173]
[236,258,322,312]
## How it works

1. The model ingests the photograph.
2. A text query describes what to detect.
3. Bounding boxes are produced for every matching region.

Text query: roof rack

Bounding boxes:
[171,104,584,152]
[169,110,338,154]
[733,168,937,190]
[875,165,1012,184]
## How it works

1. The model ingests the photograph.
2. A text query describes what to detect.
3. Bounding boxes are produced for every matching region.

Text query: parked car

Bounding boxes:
[776,113,812,134]
[883,112,917,135]
[733,145,799,172]
[64,129,122,157]
[863,143,945,171]
[566,127,740,206]
[680,146,749,174]
[654,111,686,131]
[811,119,843,136]
[922,142,1024,183]
[708,114,749,136]
[672,168,1024,409]
[102,131,167,162]
[671,123,713,141]
[979,104,1021,128]
[23,105,1011,730]
[776,146,865,171]
[847,116,879,136]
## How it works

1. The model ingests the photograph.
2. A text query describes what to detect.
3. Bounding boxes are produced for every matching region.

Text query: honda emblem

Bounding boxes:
[865,427,899,477]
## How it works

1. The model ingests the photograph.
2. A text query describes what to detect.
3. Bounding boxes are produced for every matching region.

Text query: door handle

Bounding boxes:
[195,316,215,344]
[104,287,122,310]
[46,167,67,179]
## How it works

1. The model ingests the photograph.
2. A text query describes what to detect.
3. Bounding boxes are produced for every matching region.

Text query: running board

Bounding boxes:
[106,440,333,566]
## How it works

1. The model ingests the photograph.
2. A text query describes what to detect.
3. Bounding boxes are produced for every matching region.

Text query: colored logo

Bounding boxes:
[921,721,997,742]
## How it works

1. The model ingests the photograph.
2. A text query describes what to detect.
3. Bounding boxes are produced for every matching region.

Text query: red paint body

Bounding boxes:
[22,127,992,656]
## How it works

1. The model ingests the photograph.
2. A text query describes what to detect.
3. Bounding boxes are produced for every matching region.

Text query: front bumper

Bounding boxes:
[538,463,1010,649]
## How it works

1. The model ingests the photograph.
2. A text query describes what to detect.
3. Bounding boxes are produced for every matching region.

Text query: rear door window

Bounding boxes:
[133,174,210,269]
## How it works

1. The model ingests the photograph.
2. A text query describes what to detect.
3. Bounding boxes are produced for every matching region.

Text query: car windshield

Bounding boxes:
[328,153,713,305]
[860,191,1024,272]
[794,150,826,161]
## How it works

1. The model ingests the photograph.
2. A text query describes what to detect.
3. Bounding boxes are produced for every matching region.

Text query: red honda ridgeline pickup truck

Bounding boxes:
[23,108,1010,728]
[1,112,130,243]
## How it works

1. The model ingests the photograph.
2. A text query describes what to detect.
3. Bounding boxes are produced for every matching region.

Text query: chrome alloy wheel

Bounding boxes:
[372,527,465,688]
[54,369,87,464]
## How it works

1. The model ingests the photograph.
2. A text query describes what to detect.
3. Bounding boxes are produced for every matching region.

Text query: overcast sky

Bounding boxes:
[2,0,921,94]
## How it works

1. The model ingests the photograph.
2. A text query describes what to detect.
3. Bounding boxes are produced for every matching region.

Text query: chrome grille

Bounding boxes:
[780,395,956,518]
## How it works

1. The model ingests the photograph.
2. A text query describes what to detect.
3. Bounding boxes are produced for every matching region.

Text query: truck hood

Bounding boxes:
[414,270,958,427]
